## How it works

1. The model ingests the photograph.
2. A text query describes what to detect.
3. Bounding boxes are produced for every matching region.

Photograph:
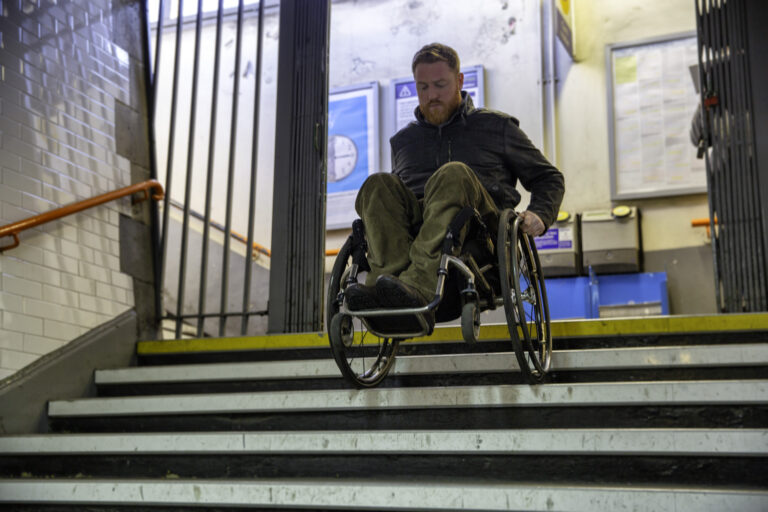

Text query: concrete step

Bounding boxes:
[4,429,764,456]
[4,429,766,487]
[0,479,765,511]
[45,379,768,433]
[97,343,768,384]
[51,380,768,418]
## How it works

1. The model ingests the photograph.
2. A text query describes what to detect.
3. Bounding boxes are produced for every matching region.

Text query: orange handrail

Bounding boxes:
[691,217,717,227]
[0,179,164,252]
[691,216,717,237]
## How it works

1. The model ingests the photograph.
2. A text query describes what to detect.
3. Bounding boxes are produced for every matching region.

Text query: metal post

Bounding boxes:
[241,0,266,335]
[139,0,164,331]
[219,0,246,336]
[160,0,185,335]
[268,0,331,333]
[197,0,225,337]
[174,0,206,338]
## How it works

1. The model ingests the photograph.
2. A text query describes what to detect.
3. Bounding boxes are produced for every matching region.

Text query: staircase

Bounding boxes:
[1,315,767,511]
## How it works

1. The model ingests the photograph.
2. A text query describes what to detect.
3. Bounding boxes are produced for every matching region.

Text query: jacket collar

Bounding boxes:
[414,90,475,128]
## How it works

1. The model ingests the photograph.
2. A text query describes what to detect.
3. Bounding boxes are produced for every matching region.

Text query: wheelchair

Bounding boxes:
[326,207,552,388]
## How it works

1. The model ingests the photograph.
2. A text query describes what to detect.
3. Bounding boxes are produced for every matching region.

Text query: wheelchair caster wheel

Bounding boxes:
[461,301,480,344]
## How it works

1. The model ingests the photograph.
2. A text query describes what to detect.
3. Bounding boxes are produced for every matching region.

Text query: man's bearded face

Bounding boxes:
[414,60,464,126]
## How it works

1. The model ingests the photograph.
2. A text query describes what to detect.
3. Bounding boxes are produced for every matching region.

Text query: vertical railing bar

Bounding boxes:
[731,0,751,310]
[713,0,734,311]
[703,0,723,311]
[175,0,206,339]
[718,0,739,310]
[139,0,165,326]
[160,0,185,335]
[316,0,327,326]
[729,0,746,309]
[744,7,768,310]
[721,0,738,311]
[308,1,318,327]
[197,0,225,337]
[707,0,725,309]
[696,0,718,310]
[219,0,246,337]
[241,0,266,335]
[696,0,721,311]
[734,0,765,309]
[742,0,765,310]
[151,0,165,118]
[730,0,753,310]
[292,6,305,330]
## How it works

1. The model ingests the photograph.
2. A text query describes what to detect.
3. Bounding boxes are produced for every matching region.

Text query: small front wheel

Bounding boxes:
[461,301,480,344]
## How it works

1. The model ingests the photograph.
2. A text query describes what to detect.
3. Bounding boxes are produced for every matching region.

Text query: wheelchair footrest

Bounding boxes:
[363,313,433,338]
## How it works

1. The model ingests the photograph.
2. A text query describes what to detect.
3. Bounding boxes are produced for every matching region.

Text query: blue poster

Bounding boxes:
[327,95,369,194]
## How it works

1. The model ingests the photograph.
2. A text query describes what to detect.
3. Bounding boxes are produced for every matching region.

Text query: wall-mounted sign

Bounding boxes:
[555,0,575,59]
[326,82,380,230]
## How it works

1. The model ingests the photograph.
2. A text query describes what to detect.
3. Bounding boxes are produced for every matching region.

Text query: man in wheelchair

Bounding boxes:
[345,43,565,333]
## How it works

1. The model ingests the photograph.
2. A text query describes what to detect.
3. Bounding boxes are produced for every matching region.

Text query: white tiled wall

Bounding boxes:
[0,0,137,380]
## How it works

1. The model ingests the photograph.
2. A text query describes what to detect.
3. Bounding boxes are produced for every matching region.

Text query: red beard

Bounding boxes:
[421,93,462,126]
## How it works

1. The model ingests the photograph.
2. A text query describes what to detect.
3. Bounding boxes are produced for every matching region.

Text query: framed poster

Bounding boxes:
[391,65,485,134]
[607,33,705,200]
[326,82,380,230]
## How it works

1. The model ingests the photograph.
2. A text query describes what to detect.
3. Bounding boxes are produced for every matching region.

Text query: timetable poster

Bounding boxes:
[393,65,485,133]
[326,82,379,230]
[608,34,705,199]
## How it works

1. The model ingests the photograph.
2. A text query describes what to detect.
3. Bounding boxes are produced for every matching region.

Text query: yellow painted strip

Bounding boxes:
[138,313,768,355]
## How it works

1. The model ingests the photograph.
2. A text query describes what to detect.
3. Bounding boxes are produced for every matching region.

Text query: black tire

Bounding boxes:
[497,209,552,384]
[461,301,480,344]
[326,237,399,388]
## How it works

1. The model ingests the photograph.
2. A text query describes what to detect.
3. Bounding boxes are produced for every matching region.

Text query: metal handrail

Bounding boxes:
[166,199,343,258]
[0,179,165,252]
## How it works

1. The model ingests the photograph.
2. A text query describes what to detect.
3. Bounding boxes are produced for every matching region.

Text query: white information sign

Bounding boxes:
[392,65,485,134]
[607,33,705,199]
[326,82,380,230]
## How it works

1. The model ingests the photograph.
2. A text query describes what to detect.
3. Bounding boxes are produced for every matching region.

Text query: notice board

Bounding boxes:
[606,32,705,200]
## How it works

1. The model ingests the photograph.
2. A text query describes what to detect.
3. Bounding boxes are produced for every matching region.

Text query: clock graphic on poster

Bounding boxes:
[327,134,359,183]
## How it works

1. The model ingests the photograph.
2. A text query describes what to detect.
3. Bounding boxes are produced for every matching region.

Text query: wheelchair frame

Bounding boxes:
[327,207,552,388]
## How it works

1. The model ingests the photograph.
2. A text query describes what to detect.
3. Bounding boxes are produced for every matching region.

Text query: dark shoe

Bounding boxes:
[375,274,435,334]
[344,283,382,311]
[375,274,428,308]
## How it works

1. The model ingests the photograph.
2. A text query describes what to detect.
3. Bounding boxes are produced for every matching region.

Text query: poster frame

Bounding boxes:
[326,81,380,230]
[606,31,706,200]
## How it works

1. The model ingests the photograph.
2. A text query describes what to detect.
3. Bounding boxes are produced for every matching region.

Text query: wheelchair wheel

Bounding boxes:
[327,237,400,388]
[497,209,552,384]
[461,301,480,344]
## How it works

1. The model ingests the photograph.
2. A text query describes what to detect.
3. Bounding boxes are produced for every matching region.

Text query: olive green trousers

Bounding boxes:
[354,162,499,301]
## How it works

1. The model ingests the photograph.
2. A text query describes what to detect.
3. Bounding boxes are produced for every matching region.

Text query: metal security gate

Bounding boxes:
[695,0,768,312]
[147,0,271,339]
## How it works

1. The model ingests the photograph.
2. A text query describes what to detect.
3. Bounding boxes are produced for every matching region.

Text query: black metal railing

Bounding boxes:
[695,0,768,312]
[148,0,269,338]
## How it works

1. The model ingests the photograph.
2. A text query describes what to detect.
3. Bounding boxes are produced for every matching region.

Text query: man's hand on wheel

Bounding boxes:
[520,210,545,237]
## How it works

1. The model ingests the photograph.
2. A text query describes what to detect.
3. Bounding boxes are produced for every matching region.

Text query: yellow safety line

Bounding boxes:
[138,313,768,355]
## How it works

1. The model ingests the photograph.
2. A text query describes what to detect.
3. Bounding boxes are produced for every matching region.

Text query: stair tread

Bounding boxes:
[48,379,768,417]
[1,429,766,456]
[97,344,768,384]
[1,478,766,511]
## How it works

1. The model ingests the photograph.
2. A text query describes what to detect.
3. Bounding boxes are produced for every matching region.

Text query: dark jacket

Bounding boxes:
[390,92,565,229]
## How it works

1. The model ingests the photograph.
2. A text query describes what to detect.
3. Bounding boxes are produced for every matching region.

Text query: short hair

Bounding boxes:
[411,43,461,74]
